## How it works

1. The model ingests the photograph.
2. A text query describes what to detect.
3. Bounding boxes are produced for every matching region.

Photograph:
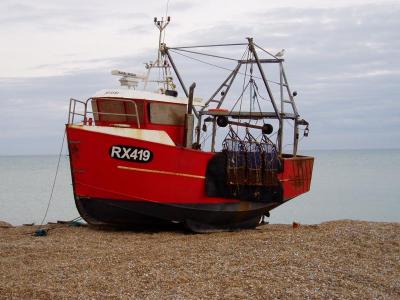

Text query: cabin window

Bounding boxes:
[149,102,186,125]
[92,99,144,124]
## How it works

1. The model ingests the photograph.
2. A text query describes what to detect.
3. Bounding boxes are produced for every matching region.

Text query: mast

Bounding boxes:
[154,16,170,70]
[143,16,176,93]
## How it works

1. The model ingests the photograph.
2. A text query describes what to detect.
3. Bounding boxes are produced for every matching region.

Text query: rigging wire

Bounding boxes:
[199,47,244,144]
[283,135,305,151]
[252,82,275,119]
[237,49,250,126]
[190,42,295,149]
[201,129,213,147]
[168,49,282,86]
[224,46,250,117]
[170,43,248,49]
[252,81,266,123]
[172,48,238,62]
[254,43,279,59]
[229,80,251,114]
[170,48,238,74]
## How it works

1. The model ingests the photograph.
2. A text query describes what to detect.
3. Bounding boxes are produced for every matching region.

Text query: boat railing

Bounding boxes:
[68,98,141,128]
[68,98,87,124]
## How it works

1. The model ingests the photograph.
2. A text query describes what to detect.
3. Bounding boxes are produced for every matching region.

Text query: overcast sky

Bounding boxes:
[0,0,399,154]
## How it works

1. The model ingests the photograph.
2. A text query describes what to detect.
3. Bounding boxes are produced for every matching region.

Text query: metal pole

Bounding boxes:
[247,38,281,121]
[184,82,196,148]
[280,65,300,156]
[200,63,241,113]
[226,120,268,130]
[217,64,240,109]
[187,82,196,114]
[164,47,199,119]
[72,100,77,124]
[210,118,217,152]
[208,65,241,152]
[68,99,73,124]
[84,98,90,125]
[195,115,202,146]
[157,29,162,64]
[279,63,284,154]
[293,119,299,156]
[281,66,299,117]
[164,47,189,97]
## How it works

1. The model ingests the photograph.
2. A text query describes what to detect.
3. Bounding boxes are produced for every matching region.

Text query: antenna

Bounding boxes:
[153,16,171,64]
[163,0,170,43]
[108,16,176,94]
[111,69,146,89]
[144,16,176,93]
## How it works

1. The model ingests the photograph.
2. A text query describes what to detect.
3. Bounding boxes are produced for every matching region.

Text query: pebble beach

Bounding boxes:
[0,220,399,299]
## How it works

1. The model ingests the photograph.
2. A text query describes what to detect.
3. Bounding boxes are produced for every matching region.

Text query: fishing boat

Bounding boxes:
[66,17,314,232]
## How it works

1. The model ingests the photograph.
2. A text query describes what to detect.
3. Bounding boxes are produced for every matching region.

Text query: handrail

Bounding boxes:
[68,98,141,128]
[68,98,87,124]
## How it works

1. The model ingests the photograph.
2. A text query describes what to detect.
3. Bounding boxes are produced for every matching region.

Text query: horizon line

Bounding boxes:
[0,147,399,157]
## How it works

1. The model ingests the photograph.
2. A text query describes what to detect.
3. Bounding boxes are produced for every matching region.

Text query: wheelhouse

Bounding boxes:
[69,89,193,146]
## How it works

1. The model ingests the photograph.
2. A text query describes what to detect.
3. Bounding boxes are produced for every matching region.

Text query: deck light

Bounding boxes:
[216,116,228,127]
[262,124,274,135]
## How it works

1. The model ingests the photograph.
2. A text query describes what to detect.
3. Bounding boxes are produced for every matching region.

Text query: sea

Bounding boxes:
[0,149,399,226]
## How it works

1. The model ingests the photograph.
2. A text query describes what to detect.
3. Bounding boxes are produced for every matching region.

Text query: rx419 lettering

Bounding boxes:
[109,145,153,163]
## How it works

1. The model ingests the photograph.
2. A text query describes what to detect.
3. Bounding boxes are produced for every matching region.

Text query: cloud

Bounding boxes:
[0,1,150,30]
[0,0,399,154]
[167,1,199,12]
[166,2,400,150]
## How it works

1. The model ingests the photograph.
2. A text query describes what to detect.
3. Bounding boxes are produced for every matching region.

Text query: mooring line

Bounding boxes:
[38,130,66,228]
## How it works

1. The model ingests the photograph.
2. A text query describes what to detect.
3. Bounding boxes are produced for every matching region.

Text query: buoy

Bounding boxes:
[292,222,300,229]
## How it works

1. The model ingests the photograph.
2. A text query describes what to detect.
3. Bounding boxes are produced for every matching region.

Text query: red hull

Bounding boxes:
[66,125,314,229]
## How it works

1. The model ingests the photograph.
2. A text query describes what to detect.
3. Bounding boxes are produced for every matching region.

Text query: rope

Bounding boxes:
[68,216,84,227]
[30,216,83,236]
[34,130,85,236]
[38,130,66,227]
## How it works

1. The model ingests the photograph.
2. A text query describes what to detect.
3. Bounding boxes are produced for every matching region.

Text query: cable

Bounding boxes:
[172,48,238,62]
[170,49,237,73]
[254,43,279,59]
[39,130,66,227]
[282,135,305,152]
[169,49,282,85]
[170,43,248,49]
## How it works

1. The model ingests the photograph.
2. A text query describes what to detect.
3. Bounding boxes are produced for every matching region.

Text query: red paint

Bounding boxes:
[67,125,235,204]
[67,125,313,205]
[278,156,314,201]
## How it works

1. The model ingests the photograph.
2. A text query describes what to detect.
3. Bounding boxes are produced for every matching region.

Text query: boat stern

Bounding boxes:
[278,155,314,201]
